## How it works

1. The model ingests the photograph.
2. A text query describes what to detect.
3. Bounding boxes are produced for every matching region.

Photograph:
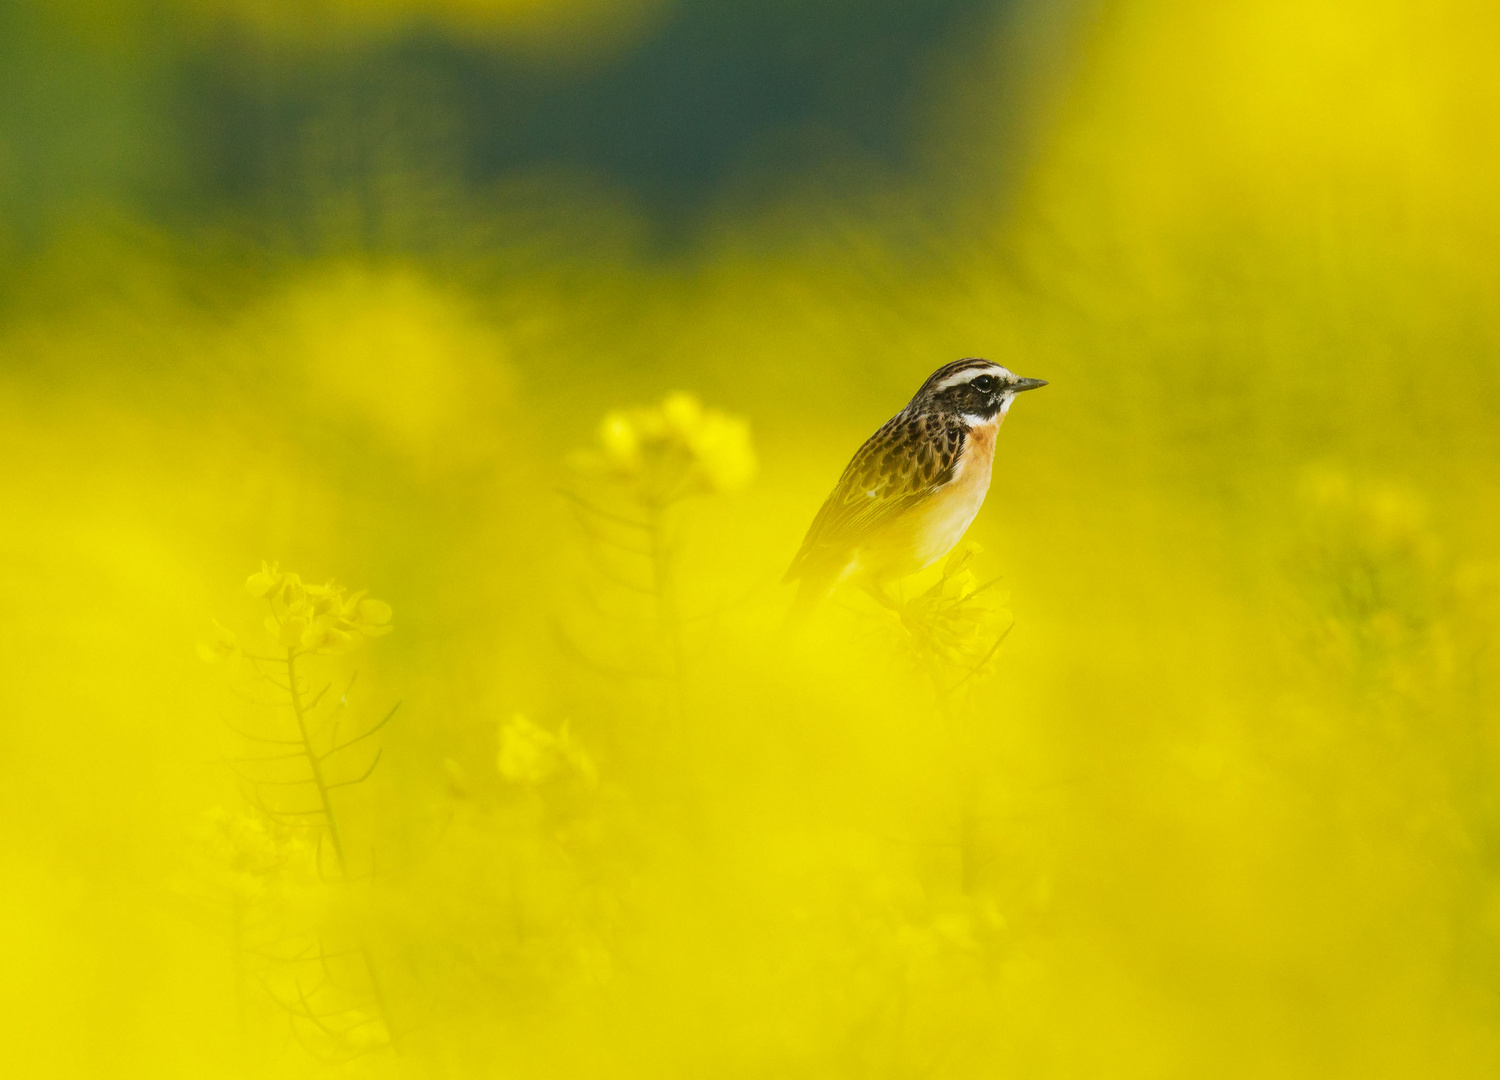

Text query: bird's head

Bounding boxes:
[913,358,1047,423]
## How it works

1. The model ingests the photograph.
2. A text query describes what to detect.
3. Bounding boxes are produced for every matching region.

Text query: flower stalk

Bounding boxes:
[564,392,756,727]
[198,562,400,1061]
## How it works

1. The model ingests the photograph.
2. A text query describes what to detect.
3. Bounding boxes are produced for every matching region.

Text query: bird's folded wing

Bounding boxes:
[783,415,963,582]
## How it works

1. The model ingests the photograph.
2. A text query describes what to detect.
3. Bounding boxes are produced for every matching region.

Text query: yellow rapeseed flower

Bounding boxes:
[684,409,756,493]
[598,412,642,471]
[573,392,757,499]
[245,560,284,598]
[660,391,703,436]
[497,713,556,783]
[900,544,1014,677]
[196,619,242,670]
[251,564,394,655]
[497,714,596,786]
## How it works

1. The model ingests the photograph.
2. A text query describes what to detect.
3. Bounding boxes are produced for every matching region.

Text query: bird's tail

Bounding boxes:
[780,574,829,632]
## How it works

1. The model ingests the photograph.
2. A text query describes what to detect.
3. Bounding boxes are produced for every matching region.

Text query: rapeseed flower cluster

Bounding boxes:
[1295,470,1445,685]
[497,713,598,786]
[196,619,243,669]
[196,565,400,1063]
[245,561,393,654]
[575,392,756,504]
[898,544,1014,684]
[189,806,322,908]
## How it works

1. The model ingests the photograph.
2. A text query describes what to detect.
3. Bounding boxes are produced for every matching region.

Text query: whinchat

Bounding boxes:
[784,358,1046,613]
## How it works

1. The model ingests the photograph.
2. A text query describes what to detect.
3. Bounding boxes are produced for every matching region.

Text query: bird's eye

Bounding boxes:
[972,375,997,393]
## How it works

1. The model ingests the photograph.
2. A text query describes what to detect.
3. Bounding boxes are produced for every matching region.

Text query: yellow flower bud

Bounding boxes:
[661,392,704,437]
[281,574,306,612]
[690,413,756,492]
[245,561,283,598]
[633,408,667,442]
[196,619,241,664]
[304,583,340,616]
[599,412,640,470]
[575,394,757,502]
[497,714,558,784]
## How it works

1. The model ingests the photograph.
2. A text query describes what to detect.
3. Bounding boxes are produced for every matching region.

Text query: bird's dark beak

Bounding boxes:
[1010,376,1048,393]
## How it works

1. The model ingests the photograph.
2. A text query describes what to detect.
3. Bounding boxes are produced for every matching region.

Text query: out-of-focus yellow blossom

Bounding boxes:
[598,411,641,471]
[1295,470,1452,699]
[497,714,597,786]
[247,563,393,655]
[1300,468,1441,569]
[202,807,281,896]
[899,544,1014,681]
[660,391,702,435]
[573,392,756,503]
[245,560,284,598]
[195,619,241,670]
[497,713,552,782]
[676,402,757,493]
[185,806,321,907]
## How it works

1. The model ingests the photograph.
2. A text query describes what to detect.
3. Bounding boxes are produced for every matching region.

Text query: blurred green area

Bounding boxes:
[4,0,1500,1076]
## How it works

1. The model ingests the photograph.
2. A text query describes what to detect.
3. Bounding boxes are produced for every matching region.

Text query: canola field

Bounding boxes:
[3,1,1500,1076]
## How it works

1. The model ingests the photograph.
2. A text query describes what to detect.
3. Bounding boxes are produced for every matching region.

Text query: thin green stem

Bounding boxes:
[286,648,345,867]
[283,645,400,1053]
[645,503,685,715]
[644,506,677,656]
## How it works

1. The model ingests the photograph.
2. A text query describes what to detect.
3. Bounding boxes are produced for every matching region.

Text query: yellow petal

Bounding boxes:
[690,413,756,492]
[245,562,283,597]
[278,616,307,648]
[319,628,359,654]
[358,598,392,625]
[598,412,640,469]
[662,392,704,437]
[304,584,340,615]
[198,617,242,664]
[497,714,557,784]
[632,408,667,442]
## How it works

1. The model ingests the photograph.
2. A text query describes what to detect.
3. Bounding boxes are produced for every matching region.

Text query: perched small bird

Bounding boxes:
[784,358,1046,616]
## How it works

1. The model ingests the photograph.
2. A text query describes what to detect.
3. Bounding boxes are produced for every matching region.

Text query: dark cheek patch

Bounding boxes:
[953,387,982,413]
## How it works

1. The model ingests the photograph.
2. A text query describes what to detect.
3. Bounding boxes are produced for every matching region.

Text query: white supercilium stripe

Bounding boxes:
[933,363,1007,392]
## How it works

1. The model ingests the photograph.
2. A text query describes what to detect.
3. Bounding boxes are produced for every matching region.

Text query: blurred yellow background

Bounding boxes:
[3,0,1500,1075]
